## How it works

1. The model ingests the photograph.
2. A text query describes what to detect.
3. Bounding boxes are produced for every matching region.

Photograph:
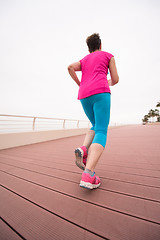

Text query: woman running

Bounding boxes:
[68,33,119,189]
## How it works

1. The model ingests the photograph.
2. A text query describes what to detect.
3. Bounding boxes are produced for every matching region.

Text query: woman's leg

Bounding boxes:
[85,143,104,171]
[75,98,95,170]
[82,129,95,149]
[80,98,95,149]
[85,93,111,171]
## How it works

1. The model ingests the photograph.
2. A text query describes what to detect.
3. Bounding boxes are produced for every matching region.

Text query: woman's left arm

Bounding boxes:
[68,62,81,86]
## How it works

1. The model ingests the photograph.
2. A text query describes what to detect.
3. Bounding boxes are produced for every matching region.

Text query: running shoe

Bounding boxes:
[80,172,101,189]
[75,146,88,170]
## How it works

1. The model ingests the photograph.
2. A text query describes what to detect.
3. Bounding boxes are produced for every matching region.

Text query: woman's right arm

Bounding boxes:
[68,62,81,86]
[108,57,119,86]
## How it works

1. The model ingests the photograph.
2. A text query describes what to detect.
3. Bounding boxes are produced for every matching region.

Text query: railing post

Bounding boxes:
[63,119,65,129]
[32,117,36,131]
[77,120,79,128]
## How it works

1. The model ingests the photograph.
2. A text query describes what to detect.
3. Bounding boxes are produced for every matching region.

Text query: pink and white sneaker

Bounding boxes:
[80,172,101,189]
[75,146,88,170]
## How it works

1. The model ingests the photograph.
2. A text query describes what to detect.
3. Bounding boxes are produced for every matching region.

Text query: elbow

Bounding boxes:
[112,76,119,85]
[116,76,119,84]
[68,64,74,70]
[68,65,72,72]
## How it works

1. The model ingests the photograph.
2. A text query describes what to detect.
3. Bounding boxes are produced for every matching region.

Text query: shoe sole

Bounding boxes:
[80,181,101,190]
[75,148,85,170]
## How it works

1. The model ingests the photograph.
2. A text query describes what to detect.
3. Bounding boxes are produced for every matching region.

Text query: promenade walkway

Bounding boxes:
[0,124,160,240]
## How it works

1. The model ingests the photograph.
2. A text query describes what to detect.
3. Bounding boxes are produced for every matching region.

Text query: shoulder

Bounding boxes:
[102,51,114,57]
[101,51,114,62]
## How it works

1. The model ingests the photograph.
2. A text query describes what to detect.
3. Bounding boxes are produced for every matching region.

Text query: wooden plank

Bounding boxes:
[0,163,17,172]
[1,169,160,226]
[0,187,104,240]
[1,152,160,178]
[1,156,160,189]
[0,162,160,203]
[1,175,160,240]
[0,125,160,240]
[1,149,160,171]
[0,219,22,240]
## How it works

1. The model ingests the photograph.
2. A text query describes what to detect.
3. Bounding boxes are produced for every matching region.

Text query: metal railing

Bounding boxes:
[0,114,90,133]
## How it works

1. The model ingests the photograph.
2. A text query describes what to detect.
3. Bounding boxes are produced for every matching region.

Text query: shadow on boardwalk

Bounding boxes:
[0,125,160,240]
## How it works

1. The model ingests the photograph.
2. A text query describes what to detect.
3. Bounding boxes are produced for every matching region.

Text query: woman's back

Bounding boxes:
[78,51,113,99]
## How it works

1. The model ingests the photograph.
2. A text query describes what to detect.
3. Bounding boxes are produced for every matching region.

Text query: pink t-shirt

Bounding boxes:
[78,51,113,100]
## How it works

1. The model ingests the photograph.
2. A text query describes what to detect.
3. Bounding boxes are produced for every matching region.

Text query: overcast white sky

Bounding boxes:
[0,0,160,125]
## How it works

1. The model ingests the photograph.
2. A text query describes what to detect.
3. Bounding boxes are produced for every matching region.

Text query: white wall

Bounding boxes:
[0,128,88,150]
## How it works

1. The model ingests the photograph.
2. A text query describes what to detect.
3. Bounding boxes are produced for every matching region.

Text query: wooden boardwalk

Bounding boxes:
[0,125,160,240]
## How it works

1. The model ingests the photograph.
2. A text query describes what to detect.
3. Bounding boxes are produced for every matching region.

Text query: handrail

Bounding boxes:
[0,114,90,133]
[0,114,87,121]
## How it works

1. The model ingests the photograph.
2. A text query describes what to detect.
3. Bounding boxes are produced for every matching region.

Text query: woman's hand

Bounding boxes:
[108,79,113,86]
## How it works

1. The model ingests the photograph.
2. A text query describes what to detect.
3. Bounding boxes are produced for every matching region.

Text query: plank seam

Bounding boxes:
[0,217,26,240]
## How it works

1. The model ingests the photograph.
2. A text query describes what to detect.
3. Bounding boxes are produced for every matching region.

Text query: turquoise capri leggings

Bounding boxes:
[80,92,111,148]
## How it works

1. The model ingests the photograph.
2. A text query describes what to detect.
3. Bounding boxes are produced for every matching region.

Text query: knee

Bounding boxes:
[94,129,108,147]
[92,132,107,148]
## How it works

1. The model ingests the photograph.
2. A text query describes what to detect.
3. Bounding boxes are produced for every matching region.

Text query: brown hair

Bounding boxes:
[86,33,101,53]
